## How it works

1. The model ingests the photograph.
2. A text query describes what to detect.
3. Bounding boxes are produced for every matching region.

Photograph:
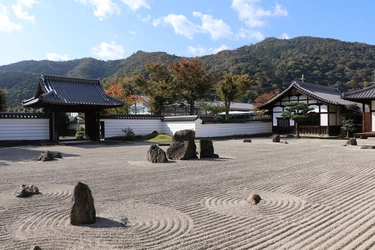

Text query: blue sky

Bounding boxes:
[0,0,374,66]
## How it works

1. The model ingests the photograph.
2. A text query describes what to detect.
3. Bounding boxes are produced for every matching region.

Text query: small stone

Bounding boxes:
[246,194,261,205]
[30,246,42,250]
[272,134,280,143]
[38,151,55,161]
[346,138,357,146]
[243,139,252,143]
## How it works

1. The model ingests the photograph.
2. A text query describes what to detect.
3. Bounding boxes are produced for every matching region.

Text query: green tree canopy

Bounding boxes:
[216,73,252,120]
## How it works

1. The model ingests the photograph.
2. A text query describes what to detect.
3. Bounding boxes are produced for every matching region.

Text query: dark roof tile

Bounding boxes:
[22,74,124,108]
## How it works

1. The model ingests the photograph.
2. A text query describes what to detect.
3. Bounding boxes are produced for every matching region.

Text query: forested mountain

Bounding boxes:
[1,36,375,108]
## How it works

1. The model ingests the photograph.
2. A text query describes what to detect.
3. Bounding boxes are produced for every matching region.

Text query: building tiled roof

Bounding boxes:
[0,112,49,119]
[101,114,163,120]
[342,85,375,101]
[162,115,199,122]
[260,81,355,109]
[22,74,124,108]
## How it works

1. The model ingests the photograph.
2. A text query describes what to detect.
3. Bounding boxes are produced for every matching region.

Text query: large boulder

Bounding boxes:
[147,145,168,163]
[167,130,198,160]
[199,139,219,158]
[15,184,39,197]
[70,182,96,225]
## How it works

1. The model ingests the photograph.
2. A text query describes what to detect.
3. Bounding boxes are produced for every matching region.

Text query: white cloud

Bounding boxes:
[76,0,120,20]
[0,5,23,32]
[153,14,199,39]
[47,53,69,61]
[154,12,233,40]
[192,12,232,40]
[187,44,230,56]
[231,0,288,28]
[236,28,265,41]
[92,41,124,59]
[142,14,151,23]
[121,0,150,11]
[281,32,289,39]
[12,3,35,23]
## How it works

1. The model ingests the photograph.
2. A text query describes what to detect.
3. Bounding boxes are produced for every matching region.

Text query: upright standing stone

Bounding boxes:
[199,139,219,158]
[70,182,96,225]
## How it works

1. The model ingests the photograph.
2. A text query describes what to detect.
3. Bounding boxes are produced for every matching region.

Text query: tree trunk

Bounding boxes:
[295,122,300,138]
[189,101,195,115]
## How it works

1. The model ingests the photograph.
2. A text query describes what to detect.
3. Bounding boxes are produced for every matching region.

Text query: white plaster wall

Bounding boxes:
[196,121,271,137]
[161,121,196,136]
[0,117,272,141]
[0,119,49,140]
[102,119,162,137]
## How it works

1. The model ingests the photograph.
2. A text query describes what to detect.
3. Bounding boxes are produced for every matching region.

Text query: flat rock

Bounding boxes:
[15,184,39,197]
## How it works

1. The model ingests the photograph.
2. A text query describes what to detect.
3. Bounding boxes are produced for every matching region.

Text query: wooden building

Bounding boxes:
[260,81,356,137]
[341,85,375,133]
[22,74,124,141]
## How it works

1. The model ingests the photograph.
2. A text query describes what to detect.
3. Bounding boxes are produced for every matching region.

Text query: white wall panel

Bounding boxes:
[102,119,162,138]
[0,117,272,141]
[321,114,328,126]
[320,105,328,112]
[0,119,49,140]
[161,121,196,136]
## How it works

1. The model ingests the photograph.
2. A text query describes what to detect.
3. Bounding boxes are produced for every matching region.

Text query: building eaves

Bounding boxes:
[342,85,375,100]
[260,81,353,109]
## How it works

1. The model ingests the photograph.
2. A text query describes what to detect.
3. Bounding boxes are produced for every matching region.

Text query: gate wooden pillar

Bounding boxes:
[84,111,100,141]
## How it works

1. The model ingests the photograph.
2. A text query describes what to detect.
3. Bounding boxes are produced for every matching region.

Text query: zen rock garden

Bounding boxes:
[147,129,219,163]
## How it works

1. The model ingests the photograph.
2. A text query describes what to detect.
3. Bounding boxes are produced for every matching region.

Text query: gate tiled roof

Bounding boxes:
[22,74,124,109]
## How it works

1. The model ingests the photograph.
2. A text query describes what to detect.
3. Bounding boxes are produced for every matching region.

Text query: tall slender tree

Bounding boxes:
[216,73,252,120]
[169,58,216,115]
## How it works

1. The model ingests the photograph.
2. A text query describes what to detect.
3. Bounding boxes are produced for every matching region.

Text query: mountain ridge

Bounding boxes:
[1,36,375,108]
